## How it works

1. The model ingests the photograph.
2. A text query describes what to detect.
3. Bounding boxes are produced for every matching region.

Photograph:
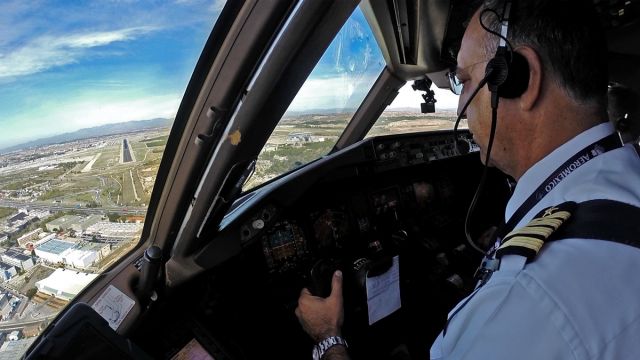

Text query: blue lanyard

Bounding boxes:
[494,132,623,243]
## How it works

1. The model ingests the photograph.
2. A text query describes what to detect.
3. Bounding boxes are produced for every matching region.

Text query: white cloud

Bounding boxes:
[0,27,155,79]
[62,27,155,48]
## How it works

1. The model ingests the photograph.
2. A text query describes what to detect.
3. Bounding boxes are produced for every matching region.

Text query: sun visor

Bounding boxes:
[360,0,453,80]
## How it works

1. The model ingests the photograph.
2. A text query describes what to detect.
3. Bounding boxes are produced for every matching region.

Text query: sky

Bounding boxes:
[0,0,224,150]
[0,2,458,151]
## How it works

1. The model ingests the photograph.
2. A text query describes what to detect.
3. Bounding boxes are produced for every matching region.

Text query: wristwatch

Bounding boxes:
[312,336,348,360]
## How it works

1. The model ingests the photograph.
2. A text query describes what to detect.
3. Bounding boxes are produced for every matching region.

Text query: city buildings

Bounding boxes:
[0,263,17,282]
[62,242,110,269]
[35,268,98,301]
[1,248,35,271]
[34,239,76,264]
[0,338,35,360]
[16,229,42,249]
[34,238,110,269]
[83,221,143,243]
[0,294,8,308]
[45,215,102,233]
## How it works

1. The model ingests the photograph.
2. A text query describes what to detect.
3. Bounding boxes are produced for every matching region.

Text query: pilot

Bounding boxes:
[296,1,640,359]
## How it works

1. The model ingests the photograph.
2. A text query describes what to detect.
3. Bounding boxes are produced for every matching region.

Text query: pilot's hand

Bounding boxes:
[295,270,344,342]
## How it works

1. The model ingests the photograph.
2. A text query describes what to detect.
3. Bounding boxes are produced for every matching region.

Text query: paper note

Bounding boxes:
[92,285,136,330]
[366,255,401,325]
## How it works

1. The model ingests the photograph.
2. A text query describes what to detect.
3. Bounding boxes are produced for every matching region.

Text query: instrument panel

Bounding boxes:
[231,131,501,290]
[258,175,472,276]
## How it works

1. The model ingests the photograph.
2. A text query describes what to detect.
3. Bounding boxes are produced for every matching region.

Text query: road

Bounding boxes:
[0,199,146,215]
[0,283,53,332]
[0,314,56,331]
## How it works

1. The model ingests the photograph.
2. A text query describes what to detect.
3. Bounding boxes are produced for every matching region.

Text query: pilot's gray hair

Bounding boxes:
[476,0,608,109]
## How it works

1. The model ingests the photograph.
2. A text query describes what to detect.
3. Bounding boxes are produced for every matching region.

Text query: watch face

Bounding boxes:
[312,347,320,360]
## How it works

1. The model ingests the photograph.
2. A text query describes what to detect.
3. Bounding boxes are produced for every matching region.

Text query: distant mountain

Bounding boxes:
[386,106,458,112]
[284,108,359,116]
[1,118,173,153]
[283,107,457,116]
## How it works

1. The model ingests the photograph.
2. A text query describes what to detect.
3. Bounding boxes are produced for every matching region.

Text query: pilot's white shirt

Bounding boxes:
[430,122,640,359]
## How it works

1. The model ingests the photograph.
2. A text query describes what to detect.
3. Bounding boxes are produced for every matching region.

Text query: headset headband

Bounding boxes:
[499,1,511,49]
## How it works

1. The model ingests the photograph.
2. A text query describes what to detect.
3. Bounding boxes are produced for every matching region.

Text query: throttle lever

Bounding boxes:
[309,258,341,298]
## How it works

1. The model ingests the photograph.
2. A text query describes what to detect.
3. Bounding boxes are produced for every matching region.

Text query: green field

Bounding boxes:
[144,139,167,148]
[71,192,97,204]
[119,169,148,205]
[141,148,164,167]
[40,189,65,201]
[109,175,124,205]
[132,169,147,204]
[121,171,134,204]
[142,135,169,143]
[0,165,72,191]
[97,176,121,206]
[2,179,38,191]
[39,174,102,204]
[131,142,148,163]
[0,207,17,219]
[92,146,121,170]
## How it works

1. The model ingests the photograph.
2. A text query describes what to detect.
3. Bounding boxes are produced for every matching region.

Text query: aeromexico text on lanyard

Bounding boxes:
[494,133,623,243]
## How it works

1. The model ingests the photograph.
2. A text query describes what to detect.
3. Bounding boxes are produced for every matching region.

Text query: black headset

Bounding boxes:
[484,1,529,100]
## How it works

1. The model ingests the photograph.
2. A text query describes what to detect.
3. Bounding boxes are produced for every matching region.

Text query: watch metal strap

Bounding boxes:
[312,336,348,360]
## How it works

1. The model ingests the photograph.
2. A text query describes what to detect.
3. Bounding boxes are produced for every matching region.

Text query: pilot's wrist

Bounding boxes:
[312,335,348,360]
[312,328,341,343]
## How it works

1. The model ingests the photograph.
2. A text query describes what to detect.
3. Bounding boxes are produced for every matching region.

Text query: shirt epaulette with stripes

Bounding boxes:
[496,201,577,261]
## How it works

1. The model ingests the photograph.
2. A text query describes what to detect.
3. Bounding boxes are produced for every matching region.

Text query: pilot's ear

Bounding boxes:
[516,46,542,111]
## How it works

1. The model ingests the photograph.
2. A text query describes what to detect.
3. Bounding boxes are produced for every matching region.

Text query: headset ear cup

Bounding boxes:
[498,52,530,98]
[485,55,510,93]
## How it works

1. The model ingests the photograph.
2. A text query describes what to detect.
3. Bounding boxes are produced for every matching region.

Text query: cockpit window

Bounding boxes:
[244,7,385,191]
[366,83,463,138]
[0,1,222,355]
